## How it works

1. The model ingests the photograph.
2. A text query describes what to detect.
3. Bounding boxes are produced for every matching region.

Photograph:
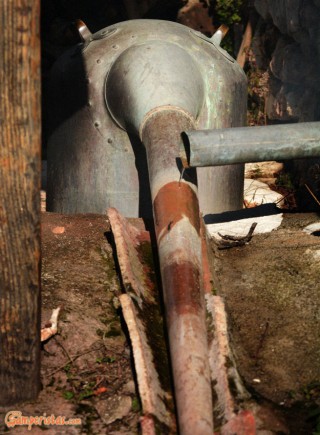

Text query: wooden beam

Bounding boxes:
[0,0,41,404]
[236,20,253,69]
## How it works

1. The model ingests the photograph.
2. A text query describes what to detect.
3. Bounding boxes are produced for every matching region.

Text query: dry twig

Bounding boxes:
[41,307,61,342]
[46,343,105,377]
[305,183,320,207]
[217,222,258,249]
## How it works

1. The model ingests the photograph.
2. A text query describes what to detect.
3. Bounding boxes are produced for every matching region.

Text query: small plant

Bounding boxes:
[251,165,263,179]
[131,396,141,413]
[214,0,243,26]
[96,356,116,364]
[210,0,245,54]
[78,388,95,401]
[63,363,74,379]
[246,51,269,126]
[63,390,74,400]
[276,172,294,190]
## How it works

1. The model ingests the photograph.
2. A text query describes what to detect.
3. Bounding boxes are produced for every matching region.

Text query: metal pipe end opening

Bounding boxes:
[180,132,191,168]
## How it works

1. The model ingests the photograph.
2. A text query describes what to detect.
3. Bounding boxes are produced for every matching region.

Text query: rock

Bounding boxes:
[245,161,283,180]
[206,210,283,239]
[270,40,308,85]
[177,0,214,36]
[253,0,320,137]
[122,380,136,394]
[254,0,273,21]
[300,1,320,29]
[95,395,132,425]
[244,179,283,207]
[255,0,314,39]
[258,5,320,115]
[255,0,289,34]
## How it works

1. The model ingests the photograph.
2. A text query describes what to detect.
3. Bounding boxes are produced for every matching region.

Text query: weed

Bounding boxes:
[63,390,74,400]
[96,356,116,364]
[131,396,141,413]
[276,172,294,190]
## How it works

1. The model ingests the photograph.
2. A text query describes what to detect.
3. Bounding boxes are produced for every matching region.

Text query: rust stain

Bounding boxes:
[220,410,256,435]
[162,261,203,316]
[107,208,156,304]
[153,181,200,242]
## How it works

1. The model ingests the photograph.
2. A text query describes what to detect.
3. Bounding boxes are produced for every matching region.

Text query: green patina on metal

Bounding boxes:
[48,19,247,217]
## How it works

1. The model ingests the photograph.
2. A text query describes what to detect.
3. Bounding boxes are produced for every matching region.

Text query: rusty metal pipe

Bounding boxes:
[181,122,320,168]
[141,109,213,434]
[105,38,215,433]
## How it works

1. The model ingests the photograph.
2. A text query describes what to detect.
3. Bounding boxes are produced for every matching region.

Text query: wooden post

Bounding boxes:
[236,20,252,69]
[0,0,41,404]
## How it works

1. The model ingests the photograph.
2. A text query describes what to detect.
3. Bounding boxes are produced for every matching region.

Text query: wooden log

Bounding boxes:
[0,0,41,404]
[236,20,252,69]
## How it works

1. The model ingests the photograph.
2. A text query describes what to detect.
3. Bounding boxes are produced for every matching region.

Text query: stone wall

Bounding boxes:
[253,0,320,209]
[254,0,320,122]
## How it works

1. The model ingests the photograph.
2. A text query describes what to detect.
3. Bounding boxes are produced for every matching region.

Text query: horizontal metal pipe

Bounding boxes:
[181,121,320,167]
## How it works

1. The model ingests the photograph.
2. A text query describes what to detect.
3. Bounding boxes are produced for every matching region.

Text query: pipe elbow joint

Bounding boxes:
[105,40,205,137]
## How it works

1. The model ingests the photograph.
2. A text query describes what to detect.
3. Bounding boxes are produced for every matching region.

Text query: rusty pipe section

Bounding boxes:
[141,109,213,434]
[105,41,213,433]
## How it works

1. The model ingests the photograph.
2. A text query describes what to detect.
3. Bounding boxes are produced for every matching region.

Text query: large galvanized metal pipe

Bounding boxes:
[180,121,320,167]
[47,19,247,217]
[106,40,213,434]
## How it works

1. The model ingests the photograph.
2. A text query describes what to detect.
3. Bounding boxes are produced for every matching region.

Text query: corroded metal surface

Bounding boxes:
[120,293,170,435]
[107,207,175,433]
[47,19,247,217]
[141,110,213,435]
[202,220,256,434]
[106,208,153,304]
[206,294,256,433]
[47,18,249,434]
[109,205,258,434]
[181,121,320,167]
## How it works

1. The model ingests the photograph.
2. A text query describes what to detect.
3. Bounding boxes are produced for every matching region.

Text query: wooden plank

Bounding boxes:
[0,0,41,404]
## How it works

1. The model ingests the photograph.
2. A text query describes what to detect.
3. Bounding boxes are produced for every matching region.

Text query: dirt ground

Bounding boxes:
[211,212,320,434]
[0,213,140,435]
[1,211,320,434]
